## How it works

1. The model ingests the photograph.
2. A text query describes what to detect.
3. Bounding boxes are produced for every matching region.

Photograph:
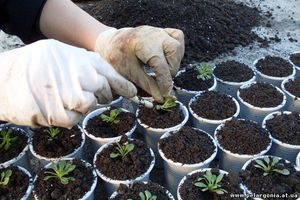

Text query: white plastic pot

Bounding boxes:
[214,119,272,173]
[296,152,300,170]
[94,96,123,110]
[281,77,300,112]
[237,82,286,124]
[93,139,155,196]
[158,127,218,195]
[262,111,300,163]
[289,51,300,76]
[189,93,240,136]
[82,107,136,153]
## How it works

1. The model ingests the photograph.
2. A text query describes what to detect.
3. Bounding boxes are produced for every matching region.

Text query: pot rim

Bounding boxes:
[296,152,300,170]
[289,51,300,70]
[281,77,300,100]
[97,96,123,107]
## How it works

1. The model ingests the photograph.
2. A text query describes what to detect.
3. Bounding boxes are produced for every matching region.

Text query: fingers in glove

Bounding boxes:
[72,91,97,113]
[94,74,113,104]
[51,110,82,128]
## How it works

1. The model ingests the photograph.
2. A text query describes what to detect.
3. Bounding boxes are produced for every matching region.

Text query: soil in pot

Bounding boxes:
[179,168,244,200]
[290,53,300,67]
[239,82,284,108]
[216,119,270,155]
[255,56,294,77]
[34,159,95,199]
[0,166,30,200]
[159,126,215,164]
[32,126,82,158]
[213,60,254,82]
[85,107,136,138]
[0,127,28,164]
[190,91,237,120]
[284,77,300,98]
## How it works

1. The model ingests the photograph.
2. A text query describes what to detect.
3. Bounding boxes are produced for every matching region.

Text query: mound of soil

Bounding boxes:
[284,77,300,98]
[290,53,300,67]
[255,56,294,77]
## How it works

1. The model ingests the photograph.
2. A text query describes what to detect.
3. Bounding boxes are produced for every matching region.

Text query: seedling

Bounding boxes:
[110,142,135,159]
[0,129,18,151]
[155,97,177,111]
[44,127,60,139]
[0,169,12,186]
[44,160,76,185]
[254,157,290,176]
[194,170,228,194]
[196,63,213,81]
[127,190,157,200]
[100,108,122,124]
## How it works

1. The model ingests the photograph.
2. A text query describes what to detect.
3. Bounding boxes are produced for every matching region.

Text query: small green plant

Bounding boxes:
[194,170,227,194]
[44,127,60,139]
[0,169,12,186]
[43,160,76,185]
[127,190,157,200]
[155,97,177,111]
[196,63,213,81]
[254,157,290,176]
[0,129,18,151]
[110,142,135,159]
[100,108,122,124]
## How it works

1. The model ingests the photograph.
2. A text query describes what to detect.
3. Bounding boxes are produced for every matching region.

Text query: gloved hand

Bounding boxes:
[95,25,185,102]
[0,39,136,128]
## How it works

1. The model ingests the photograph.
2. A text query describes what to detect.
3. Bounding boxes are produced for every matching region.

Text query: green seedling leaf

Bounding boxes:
[254,157,290,176]
[110,142,135,159]
[44,127,60,139]
[155,97,177,111]
[100,108,122,124]
[0,169,12,186]
[135,190,157,200]
[44,160,76,185]
[194,170,228,194]
[0,129,18,151]
[196,63,213,81]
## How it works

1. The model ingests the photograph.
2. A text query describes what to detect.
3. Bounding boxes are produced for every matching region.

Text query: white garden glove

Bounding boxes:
[95,25,185,102]
[0,39,136,128]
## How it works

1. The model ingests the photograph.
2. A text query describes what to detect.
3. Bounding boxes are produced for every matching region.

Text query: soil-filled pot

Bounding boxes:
[158,126,218,195]
[0,126,30,171]
[281,77,300,112]
[213,60,256,98]
[253,56,296,87]
[262,111,300,163]
[29,125,85,170]
[240,155,300,200]
[189,91,240,135]
[93,137,155,195]
[177,168,246,200]
[237,82,286,124]
[215,118,272,173]
[83,107,137,153]
[109,181,175,200]
[0,165,33,200]
[33,158,97,200]
[290,51,300,76]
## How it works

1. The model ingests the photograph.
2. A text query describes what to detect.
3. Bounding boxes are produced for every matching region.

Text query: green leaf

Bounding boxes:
[255,159,267,169]
[194,182,207,188]
[263,157,270,165]
[110,152,120,158]
[273,169,290,176]
[145,190,151,199]
[215,173,224,184]
[271,157,279,166]
[150,196,157,200]
[139,192,146,200]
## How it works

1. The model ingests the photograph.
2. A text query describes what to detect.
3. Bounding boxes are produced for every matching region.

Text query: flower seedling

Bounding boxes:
[196,63,213,81]
[43,160,76,185]
[0,169,12,187]
[254,157,290,176]
[194,170,228,194]
[155,97,177,111]
[127,190,157,200]
[100,108,122,124]
[0,129,18,151]
[110,142,135,159]
[44,127,60,139]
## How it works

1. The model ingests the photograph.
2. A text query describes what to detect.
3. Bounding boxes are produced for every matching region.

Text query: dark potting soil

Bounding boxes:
[179,168,244,200]
[34,159,95,200]
[138,103,184,128]
[0,166,30,200]
[216,119,271,155]
[111,181,171,200]
[32,126,82,158]
[285,77,300,98]
[190,91,237,120]
[240,156,300,200]
[255,56,294,77]
[85,108,136,138]
[265,112,300,145]
[159,126,215,164]
[0,128,27,163]
[174,67,214,91]
[239,82,284,108]
[95,138,153,180]
[290,53,300,67]
[213,60,254,82]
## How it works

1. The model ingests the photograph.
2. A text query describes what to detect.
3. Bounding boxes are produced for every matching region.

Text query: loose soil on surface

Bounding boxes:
[138,103,184,129]
[213,60,254,82]
[111,181,170,200]
[255,56,294,77]
[240,157,300,200]
[174,67,214,91]
[266,112,300,145]
[34,159,95,200]
[85,108,136,138]
[285,77,300,98]
[159,126,215,164]
[0,128,27,163]
[32,126,82,158]
[190,91,237,120]
[95,138,153,180]
[239,82,284,107]
[216,119,271,155]
[179,168,244,200]
[0,166,30,200]
[290,53,300,67]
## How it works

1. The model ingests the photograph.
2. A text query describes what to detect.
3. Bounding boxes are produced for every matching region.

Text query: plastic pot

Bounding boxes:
[281,77,300,112]
[262,111,300,163]
[237,82,286,124]
[289,51,300,76]
[93,96,123,110]
[188,93,240,136]
[296,152,300,170]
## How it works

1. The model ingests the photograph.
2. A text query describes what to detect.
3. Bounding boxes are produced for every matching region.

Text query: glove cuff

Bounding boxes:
[94,28,118,52]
